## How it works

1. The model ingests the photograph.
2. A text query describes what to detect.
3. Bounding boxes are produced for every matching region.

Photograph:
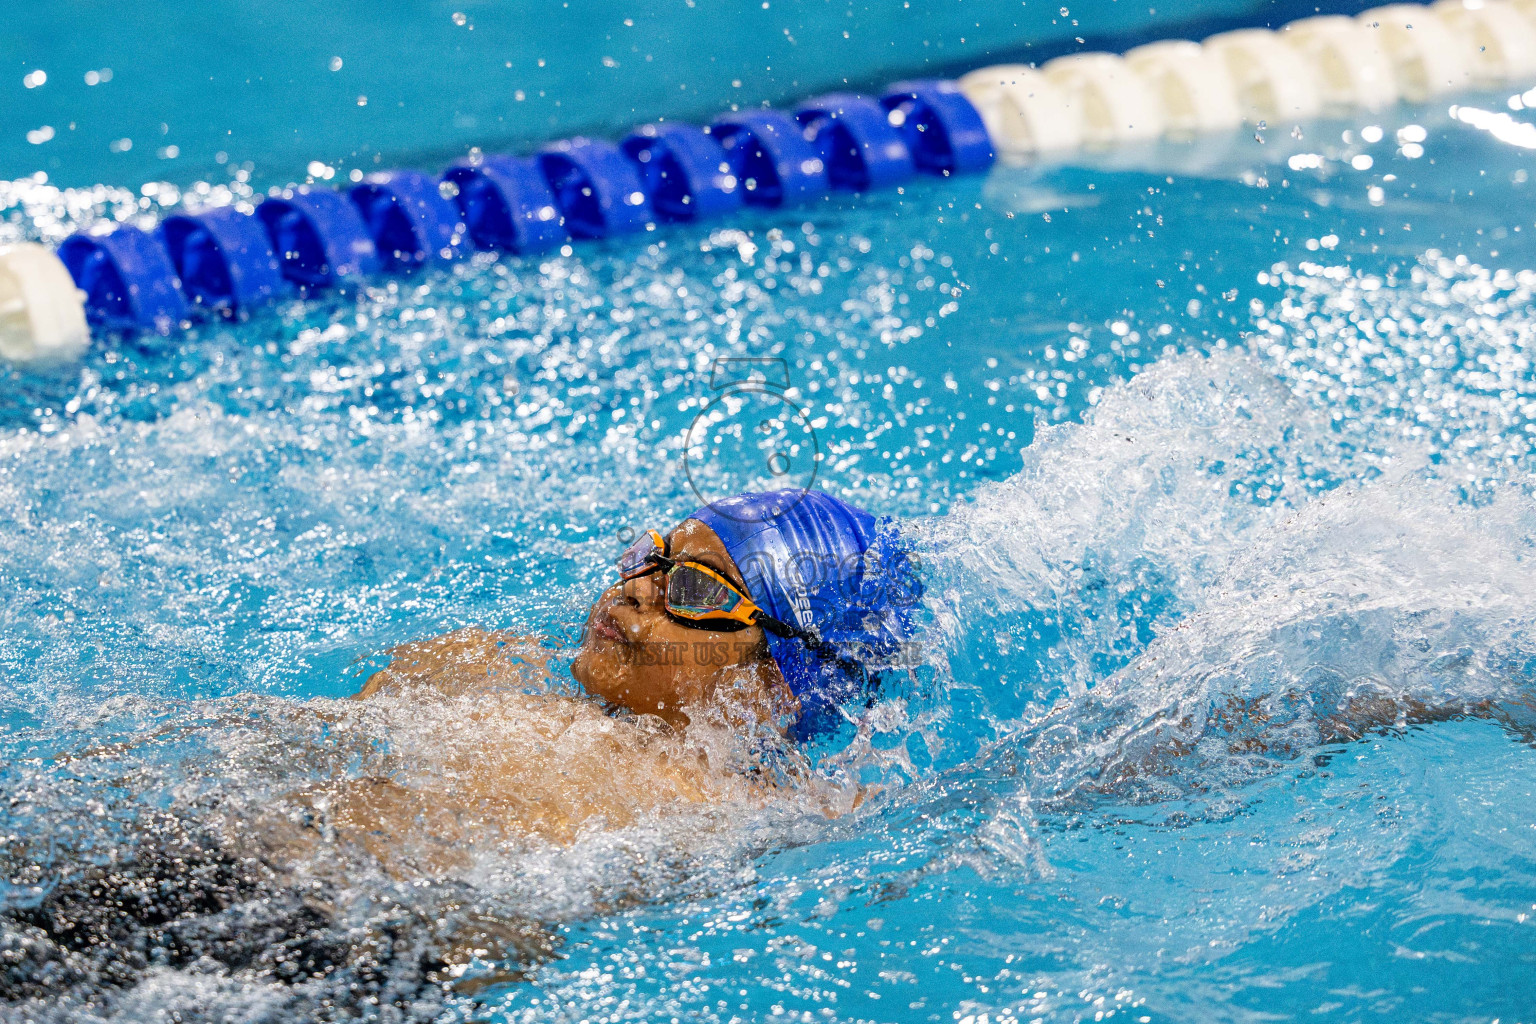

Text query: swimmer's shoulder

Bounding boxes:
[353,627,552,700]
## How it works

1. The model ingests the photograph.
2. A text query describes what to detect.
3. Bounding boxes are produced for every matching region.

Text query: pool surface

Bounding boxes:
[3,3,1536,1023]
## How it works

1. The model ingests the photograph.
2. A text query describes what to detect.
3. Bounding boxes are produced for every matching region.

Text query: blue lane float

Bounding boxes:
[537,138,654,239]
[881,80,995,174]
[794,93,915,191]
[256,186,380,290]
[48,75,996,339]
[158,207,284,318]
[707,110,828,207]
[443,155,567,253]
[620,123,742,221]
[349,170,466,270]
[58,225,188,334]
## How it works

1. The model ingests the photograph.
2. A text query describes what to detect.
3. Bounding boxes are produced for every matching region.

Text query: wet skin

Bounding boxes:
[569,516,798,730]
[306,518,809,862]
[67,524,820,998]
[355,517,797,732]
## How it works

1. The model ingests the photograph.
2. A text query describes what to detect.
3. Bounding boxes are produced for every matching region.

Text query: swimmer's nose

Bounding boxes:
[620,570,662,611]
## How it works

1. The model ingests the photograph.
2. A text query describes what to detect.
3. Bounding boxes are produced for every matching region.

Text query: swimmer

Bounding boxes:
[0,491,921,1014]
[268,488,923,867]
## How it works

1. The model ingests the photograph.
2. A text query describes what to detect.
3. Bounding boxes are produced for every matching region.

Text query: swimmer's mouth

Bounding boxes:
[588,606,630,645]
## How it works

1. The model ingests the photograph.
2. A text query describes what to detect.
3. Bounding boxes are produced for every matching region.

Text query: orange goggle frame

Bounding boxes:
[616,529,874,681]
[618,529,765,631]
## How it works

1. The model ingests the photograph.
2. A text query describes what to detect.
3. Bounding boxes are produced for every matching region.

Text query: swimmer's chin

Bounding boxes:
[571,620,616,677]
[569,645,597,689]
[568,641,623,703]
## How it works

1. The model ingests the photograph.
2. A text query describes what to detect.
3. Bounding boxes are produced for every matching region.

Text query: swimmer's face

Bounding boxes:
[571,518,797,730]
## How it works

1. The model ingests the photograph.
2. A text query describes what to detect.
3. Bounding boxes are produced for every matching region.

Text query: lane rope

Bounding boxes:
[1,0,1529,363]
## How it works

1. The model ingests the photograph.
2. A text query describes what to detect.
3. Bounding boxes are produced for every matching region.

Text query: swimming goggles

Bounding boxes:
[618,529,767,632]
[616,530,862,674]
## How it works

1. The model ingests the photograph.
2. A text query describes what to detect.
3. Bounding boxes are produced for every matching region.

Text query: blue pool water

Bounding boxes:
[4,5,1536,1024]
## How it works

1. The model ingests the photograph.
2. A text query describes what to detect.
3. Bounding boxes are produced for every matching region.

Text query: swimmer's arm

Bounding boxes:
[1218,691,1503,748]
[1090,692,1510,793]
[353,628,550,700]
[1315,693,1499,743]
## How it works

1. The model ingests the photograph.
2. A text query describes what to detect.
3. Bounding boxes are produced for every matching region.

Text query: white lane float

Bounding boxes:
[1356,4,1475,99]
[956,64,1083,160]
[1039,52,1166,145]
[1432,0,1536,84]
[0,243,90,365]
[1122,40,1244,135]
[1203,28,1325,123]
[1280,15,1401,110]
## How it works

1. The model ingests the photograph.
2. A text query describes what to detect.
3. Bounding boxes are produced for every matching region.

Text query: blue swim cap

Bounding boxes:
[689,490,922,734]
